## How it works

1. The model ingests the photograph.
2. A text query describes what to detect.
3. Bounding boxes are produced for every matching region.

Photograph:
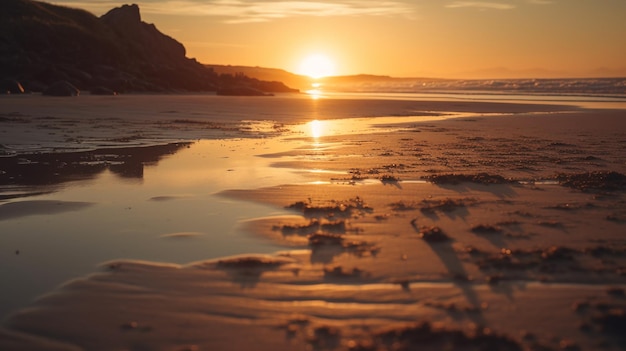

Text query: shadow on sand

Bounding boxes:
[411,221,487,325]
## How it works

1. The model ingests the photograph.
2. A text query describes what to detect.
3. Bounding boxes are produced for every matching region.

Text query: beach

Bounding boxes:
[1,92,625,350]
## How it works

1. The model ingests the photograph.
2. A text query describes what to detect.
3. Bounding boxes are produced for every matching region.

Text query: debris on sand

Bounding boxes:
[274,219,349,236]
[308,232,344,246]
[471,224,502,234]
[423,173,514,185]
[554,171,626,192]
[380,174,401,184]
[474,246,576,272]
[275,220,321,235]
[593,308,626,336]
[272,218,359,236]
[214,255,293,269]
[420,198,473,213]
[323,266,367,278]
[389,201,419,211]
[308,233,379,257]
[574,295,626,346]
[350,321,524,351]
[466,244,626,282]
[287,197,373,218]
[307,325,341,349]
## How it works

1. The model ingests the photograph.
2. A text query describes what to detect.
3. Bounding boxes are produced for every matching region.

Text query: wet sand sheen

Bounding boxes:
[1,94,625,350]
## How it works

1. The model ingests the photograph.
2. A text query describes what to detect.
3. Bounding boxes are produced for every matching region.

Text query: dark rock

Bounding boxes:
[1,79,25,94]
[43,81,80,96]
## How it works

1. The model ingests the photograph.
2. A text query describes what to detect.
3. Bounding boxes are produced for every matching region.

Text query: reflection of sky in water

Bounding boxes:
[296,114,461,139]
[0,112,494,318]
[0,138,310,319]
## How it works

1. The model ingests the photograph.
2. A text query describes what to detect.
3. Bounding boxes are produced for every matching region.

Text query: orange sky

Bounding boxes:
[55,0,626,78]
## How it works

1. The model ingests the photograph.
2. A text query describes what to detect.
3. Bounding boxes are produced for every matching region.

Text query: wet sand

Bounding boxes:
[1,93,625,350]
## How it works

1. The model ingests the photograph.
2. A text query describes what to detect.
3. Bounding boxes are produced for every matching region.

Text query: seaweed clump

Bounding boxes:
[275,219,348,236]
[471,224,502,234]
[473,246,577,272]
[420,198,473,213]
[554,171,626,192]
[573,295,626,347]
[287,197,373,218]
[423,173,513,185]
[350,321,523,351]
[215,256,291,269]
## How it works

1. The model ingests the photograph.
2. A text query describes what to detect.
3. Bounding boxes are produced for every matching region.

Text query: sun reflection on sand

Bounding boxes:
[305,82,324,99]
[310,119,324,138]
[304,116,430,140]
[305,88,323,99]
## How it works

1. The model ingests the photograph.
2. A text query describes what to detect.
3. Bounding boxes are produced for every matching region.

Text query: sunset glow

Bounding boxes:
[51,1,626,78]
[310,119,323,138]
[297,54,336,79]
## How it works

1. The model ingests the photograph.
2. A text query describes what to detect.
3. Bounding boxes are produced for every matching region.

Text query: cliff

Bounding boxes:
[0,0,297,94]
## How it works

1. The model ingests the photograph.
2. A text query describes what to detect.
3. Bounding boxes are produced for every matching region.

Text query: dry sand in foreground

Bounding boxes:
[1,97,625,350]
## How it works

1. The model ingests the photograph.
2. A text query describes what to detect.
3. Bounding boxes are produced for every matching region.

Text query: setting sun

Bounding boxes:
[297,54,336,79]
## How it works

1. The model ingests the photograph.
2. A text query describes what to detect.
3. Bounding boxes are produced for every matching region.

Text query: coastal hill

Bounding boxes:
[207,65,314,92]
[211,66,626,96]
[0,0,297,94]
[206,65,434,92]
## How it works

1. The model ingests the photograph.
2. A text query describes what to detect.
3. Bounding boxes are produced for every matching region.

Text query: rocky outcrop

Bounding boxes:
[43,81,80,96]
[1,79,24,94]
[101,4,186,62]
[0,0,297,94]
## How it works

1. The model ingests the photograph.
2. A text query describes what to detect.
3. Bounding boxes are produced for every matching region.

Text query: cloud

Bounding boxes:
[445,1,516,10]
[53,0,414,23]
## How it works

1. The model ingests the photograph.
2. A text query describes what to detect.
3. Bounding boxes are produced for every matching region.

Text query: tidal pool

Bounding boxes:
[0,137,311,319]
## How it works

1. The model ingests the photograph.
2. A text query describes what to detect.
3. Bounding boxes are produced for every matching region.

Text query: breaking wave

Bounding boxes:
[323,77,626,98]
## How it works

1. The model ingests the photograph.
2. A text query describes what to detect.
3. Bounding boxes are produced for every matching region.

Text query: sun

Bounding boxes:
[298,54,336,79]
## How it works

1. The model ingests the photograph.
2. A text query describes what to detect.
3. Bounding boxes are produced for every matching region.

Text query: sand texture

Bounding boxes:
[1,94,625,350]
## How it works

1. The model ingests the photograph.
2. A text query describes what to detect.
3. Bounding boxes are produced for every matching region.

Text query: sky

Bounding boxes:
[51,0,626,78]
